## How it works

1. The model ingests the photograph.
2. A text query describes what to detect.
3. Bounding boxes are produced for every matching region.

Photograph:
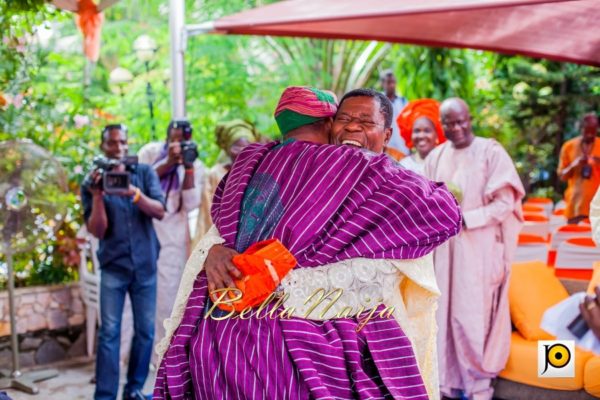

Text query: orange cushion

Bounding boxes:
[587,261,600,295]
[510,261,569,340]
[499,332,594,390]
[584,356,600,397]
[554,268,594,281]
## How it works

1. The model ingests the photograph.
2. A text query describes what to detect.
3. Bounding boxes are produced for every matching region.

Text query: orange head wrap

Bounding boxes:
[396,99,445,149]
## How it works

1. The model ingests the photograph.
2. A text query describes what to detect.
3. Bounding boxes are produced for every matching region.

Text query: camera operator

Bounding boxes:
[81,124,165,400]
[558,113,600,224]
[138,119,204,359]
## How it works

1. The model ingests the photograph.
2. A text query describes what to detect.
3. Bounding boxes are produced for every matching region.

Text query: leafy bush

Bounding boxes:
[0,0,598,287]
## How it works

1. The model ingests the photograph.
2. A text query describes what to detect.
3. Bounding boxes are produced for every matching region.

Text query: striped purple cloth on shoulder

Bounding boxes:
[212,140,460,260]
[154,140,461,400]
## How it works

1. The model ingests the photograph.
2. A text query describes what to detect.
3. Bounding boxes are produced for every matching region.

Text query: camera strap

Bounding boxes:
[164,169,184,213]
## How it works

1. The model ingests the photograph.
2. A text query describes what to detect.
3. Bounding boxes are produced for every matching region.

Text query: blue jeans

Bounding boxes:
[94,267,156,400]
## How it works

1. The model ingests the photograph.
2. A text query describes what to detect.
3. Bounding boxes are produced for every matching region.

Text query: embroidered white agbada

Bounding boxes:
[157,225,443,400]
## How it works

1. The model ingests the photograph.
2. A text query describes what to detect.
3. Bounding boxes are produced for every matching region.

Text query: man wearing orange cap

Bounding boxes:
[397,98,445,175]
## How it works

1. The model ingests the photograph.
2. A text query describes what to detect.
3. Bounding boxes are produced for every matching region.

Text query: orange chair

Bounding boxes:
[580,218,591,226]
[554,199,566,212]
[527,197,553,204]
[549,225,592,266]
[521,214,551,239]
[554,237,599,280]
[549,208,567,232]
[514,234,549,263]
[551,225,591,248]
[525,197,554,214]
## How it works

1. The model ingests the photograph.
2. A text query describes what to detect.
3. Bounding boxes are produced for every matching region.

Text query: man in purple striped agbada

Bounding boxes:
[154,87,462,400]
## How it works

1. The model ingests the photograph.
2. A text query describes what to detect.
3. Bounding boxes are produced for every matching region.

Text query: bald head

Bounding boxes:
[440,97,474,149]
[440,98,470,116]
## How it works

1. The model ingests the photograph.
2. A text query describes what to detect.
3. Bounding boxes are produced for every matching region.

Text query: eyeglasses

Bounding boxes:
[441,118,470,129]
[335,115,382,130]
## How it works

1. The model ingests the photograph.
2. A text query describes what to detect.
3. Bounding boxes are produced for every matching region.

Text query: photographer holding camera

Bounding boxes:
[81,124,165,400]
[138,119,204,359]
[558,113,600,224]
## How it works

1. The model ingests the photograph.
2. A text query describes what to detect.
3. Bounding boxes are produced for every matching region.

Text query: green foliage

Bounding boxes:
[0,0,598,287]
[487,58,600,197]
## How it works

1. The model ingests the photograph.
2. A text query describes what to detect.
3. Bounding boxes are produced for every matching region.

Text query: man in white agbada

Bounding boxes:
[425,97,524,400]
[138,119,204,361]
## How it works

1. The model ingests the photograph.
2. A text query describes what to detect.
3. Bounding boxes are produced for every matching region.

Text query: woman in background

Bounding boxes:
[192,120,260,246]
[397,99,445,175]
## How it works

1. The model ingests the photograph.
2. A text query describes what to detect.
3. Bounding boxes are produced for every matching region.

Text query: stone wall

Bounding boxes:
[0,283,85,336]
[0,325,86,368]
[0,283,88,367]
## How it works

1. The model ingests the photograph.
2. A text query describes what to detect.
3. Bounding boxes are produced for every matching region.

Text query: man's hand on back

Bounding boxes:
[205,244,243,294]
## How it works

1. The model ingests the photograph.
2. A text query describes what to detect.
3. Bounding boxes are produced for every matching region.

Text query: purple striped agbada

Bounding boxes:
[154,140,461,400]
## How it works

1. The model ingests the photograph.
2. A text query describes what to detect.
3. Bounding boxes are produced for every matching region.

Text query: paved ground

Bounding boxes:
[3,357,156,400]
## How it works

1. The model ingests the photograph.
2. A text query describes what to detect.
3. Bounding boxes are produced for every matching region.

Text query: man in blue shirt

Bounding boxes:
[381,70,409,157]
[81,124,165,400]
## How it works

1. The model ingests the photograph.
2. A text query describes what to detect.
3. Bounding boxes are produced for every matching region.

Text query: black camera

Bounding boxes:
[181,141,198,165]
[168,119,198,165]
[84,155,138,195]
[582,164,592,179]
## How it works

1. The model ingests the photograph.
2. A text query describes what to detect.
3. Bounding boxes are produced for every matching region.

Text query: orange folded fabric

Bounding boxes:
[211,239,297,312]
[76,0,104,62]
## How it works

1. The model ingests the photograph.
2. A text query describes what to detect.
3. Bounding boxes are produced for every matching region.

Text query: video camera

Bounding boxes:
[83,155,138,195]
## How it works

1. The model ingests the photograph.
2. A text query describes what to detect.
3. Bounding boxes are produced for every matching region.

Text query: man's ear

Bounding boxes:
[384,127,392,146]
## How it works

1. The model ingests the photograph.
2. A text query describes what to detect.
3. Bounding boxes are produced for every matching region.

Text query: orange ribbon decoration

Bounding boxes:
[76,0,104,62]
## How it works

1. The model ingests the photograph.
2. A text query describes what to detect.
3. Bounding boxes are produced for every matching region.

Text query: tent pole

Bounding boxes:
[169,0,186,119]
